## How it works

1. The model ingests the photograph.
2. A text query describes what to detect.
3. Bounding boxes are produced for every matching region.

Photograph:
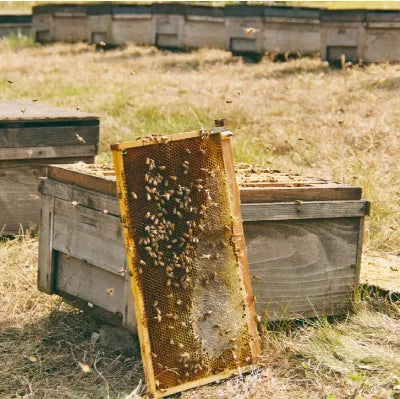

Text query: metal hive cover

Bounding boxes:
[111,128,260,398]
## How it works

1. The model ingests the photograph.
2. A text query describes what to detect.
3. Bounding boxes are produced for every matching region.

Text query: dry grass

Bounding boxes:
[1,236,399,399]
[0,39,399,398]
[1,40,399,254]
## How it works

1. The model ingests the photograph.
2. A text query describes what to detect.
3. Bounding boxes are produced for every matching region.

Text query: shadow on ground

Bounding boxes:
[0,306,144,399]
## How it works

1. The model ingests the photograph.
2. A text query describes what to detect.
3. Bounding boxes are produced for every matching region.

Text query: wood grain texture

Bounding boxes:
[0,156,94,168]
[46,165,118,197]
[37,194,55,293]
[220,134,261,358]
[55,252,126,316]
[38,178,120,216]
[240,184,362,203]
[0,125,99,148]
[241,200,369,221]
[243,217,360,320]
[0,165,45,235]
[39,178,369,221]
[52,198,126,276]
[0,100,98,122]
[0,144,95,160]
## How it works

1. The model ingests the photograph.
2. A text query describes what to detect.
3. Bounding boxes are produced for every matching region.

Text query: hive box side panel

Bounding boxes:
[52,15,88,42]
[52,198,125,276]
[244,217,361,320]
[263,21,320,53]
[364,27,400,62]
[112,17,153,45]
[87,14,111,43]
[33,13,53,42]
[225,17,264,53]
[0,158,95,236]
[0,165,46,235]
[0,125,99,149]
[56,252,125,315]
[182,19,225,49]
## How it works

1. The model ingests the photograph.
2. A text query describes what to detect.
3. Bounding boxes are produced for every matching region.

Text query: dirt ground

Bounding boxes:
[0,39,399,399]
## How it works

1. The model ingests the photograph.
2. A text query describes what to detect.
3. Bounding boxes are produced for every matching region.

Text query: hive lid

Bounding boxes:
[0,101,99,124]
[45,161,362,203]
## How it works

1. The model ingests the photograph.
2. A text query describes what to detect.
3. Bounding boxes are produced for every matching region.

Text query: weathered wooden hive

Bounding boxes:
[33,3,88,43]
[320,9,367,63]
[364,10,400,63]
[87,3,153,46]
[182,5,225,50]
[152,3,186,50]
[0,100,99,235]
[85,3,112,45]
[38,141,368,331]
[0,13,32,38]
[224,5,264,56]
[263,6,320,55]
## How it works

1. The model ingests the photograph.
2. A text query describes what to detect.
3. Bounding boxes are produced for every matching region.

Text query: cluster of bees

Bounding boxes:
[129,153,221,385]
[132,155,213,289]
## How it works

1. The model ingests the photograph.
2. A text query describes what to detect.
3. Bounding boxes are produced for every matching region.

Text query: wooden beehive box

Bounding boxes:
[182,5,225,50]
[0,13,32,38]
[224,5,264,56]
[38,157,368,331]
[364,10,400,63]
[0,100,99,235]
[320,9,366,63]
[33,3,88,43]
[152,3,186,50]
[263,6,320,55]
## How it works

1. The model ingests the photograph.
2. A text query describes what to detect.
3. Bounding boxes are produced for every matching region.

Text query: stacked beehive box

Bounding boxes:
[263,6,320,55]
[320,9,367,63]
[0,13,32,38]
[224,5,264,56]
[182,5,225,50]
[33,3,88,43]
[0,100,99,235]
[38,153,368,331]
[364,10,400,62]
[152,3,186,50]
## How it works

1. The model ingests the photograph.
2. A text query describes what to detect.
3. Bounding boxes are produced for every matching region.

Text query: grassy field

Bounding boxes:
[0,38,399,398]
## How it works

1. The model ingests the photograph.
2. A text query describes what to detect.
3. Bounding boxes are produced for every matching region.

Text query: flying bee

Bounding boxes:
[75,134,86,143]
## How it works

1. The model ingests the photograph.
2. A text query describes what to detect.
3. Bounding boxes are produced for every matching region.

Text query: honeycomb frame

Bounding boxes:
[111,127,260,398]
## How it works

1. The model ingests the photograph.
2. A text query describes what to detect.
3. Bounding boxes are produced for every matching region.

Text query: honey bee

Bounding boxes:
[131,192,137,199]
[75,133,86,143]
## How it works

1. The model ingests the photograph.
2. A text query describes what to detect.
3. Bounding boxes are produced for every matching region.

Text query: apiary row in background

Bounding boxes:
[0,13,32,38]
[29,3,400,63]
